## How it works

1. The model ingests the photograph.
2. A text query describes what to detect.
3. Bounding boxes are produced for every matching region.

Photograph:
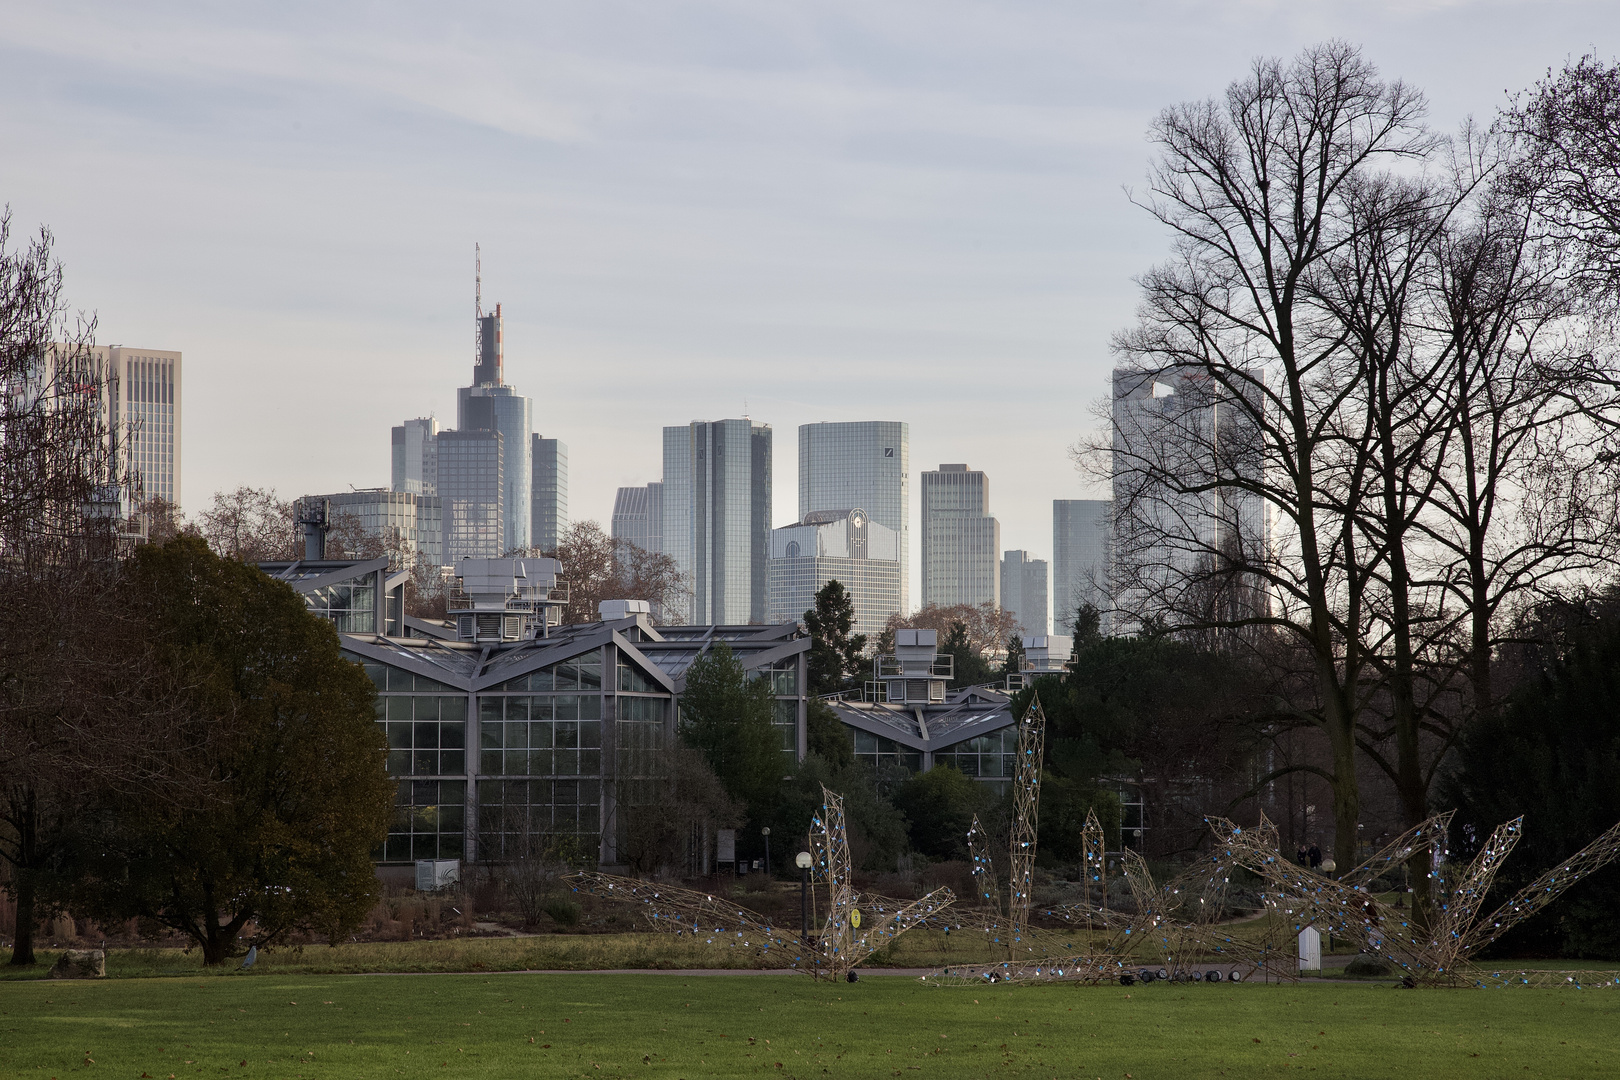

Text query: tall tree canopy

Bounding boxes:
[68,537,394,965]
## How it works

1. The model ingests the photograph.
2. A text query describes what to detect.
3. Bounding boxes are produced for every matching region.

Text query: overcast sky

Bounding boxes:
[0,1,1612,607]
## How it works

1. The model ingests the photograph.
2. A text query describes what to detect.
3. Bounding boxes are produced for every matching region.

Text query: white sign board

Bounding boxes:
[1298,925,1321,972]
[717,829,736,863]
[415,859,460,892]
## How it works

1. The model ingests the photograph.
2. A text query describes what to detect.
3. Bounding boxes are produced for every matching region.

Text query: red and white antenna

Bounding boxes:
[474,242,483,368]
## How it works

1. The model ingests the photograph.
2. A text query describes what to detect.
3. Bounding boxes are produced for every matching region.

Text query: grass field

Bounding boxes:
[3,972,1619,1079]
[0,930,1014,980]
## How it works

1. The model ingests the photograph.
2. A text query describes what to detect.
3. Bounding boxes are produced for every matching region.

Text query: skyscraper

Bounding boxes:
[1111,368,1270,630]
[437,429,504,562]
[768,509,900,639]
[530,434,568,553]
[662,419,771,624]
[920,464,999,608]
[611,482,663,555]
[1000,550,1049,636]
[1052,499,1111,633]
[457,304,532,554]
[798,421,909,614]
[92,345,182,506]
[391,417,439,496]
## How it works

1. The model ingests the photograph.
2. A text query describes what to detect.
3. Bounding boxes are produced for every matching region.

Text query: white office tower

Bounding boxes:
[1000,550,1049,636]
[611,482,664,555]
[391,417,440,496]
[920,464,1000,609]
[662,419,772,624]
[1111,367,1270,631]
[67,345,184,507]
[768,509,901,639]
[798,422,909,614]
[1053,499,1111,633]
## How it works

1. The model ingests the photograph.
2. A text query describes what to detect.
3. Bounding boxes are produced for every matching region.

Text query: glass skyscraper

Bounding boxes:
[530,434,568,554]
[437,429,504,562]
[920,464,999,608]
[662,419,771,624]
[1000,550,1049,635]
[611,482,663,555]
[391,417,439,496]
[456,304,532,555]
[1052,499,1111,633]
[798,421,908,615]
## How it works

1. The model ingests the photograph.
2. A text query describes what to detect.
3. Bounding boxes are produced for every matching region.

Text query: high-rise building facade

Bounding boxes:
[530,434,568,553]
[798,421,909,615]
[662,419,771,624]
[391,417,439,496]
[767,508,901,639]
[1000,550,1049,636]
[611,482,664,555]
[1052,499,1111,633]
[1111,368,1270,630]
[295,489,443,567]
[86,345,182,507]
[437,429,504,562]
[920,464,999,609]
[457,304,532,554]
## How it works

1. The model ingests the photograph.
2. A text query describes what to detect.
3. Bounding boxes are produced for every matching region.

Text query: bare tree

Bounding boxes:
[885,603,1019,657]
[1091,43,1434,869]
[1092,45,1620,887]
[535,520,688,625]
[193,486,297,562]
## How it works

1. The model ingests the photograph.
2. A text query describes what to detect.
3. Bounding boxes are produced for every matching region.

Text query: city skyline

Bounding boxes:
[4,4,1589,607]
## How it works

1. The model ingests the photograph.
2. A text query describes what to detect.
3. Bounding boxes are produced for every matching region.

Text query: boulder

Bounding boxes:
[49,949,106,979]
[1344,952,1394,977]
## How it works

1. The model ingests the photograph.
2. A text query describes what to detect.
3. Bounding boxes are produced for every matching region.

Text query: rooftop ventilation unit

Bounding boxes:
[449,557,570,642]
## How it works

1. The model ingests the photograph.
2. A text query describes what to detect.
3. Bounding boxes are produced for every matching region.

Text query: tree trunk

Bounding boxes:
[200,930,231,967]
[8,870,37,965]
[1323,697,1362,874]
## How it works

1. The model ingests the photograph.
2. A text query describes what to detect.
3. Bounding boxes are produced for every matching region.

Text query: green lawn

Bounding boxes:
[3,972,1618,1079]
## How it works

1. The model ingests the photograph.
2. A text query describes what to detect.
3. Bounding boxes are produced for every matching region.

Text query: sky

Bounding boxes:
[0,1,1612,609]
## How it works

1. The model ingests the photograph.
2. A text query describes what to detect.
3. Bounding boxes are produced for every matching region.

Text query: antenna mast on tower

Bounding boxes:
[475,243,483,369]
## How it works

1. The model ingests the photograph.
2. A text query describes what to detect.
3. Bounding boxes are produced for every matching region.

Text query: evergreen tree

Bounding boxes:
[944,620,995,688]
[894,765,994,860]
[804,579,867,695]
[1000,633,1025,677]
[806,698,854,769]
[1441,595,1620,959]
[679,642,783,819]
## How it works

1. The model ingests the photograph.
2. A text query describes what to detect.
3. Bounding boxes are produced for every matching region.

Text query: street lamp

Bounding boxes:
[761,827,771,877]
[796,850,814,944]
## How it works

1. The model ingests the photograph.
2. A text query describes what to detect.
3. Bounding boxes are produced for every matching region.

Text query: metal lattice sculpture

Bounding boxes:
[1222,814,1620,986]
[576,784,953,981]
[809,783,957,980]
[1039,830,1294,982]
[1007,694,1046,943]
[1080,808,1106,912]
[567,873,814,970]
[809,786,858,972]
[966,814,999,911]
